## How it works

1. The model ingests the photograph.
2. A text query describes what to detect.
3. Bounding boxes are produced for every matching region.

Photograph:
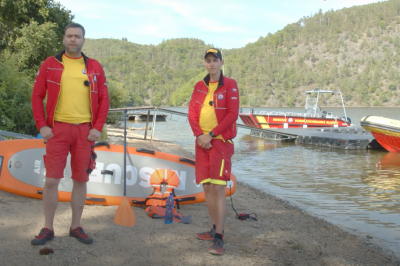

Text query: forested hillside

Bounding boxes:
[2,0,400,136]
[83,38,209,106]
[84,0,400,107]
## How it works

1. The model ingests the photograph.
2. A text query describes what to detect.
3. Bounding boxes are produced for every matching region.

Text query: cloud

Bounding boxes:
[138,0,243,33]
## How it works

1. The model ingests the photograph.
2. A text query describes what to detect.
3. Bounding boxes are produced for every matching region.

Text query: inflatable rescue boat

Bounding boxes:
[361,116,400,152]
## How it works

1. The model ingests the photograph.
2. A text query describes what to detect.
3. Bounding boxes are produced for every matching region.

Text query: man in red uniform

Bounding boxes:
[31,23,109,245]
[188,48,239,255]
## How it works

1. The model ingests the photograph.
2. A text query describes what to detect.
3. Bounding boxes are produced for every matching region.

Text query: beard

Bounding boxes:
[65,44,83,55]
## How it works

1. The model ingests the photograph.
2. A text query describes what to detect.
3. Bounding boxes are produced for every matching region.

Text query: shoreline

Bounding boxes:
[0,129,399,265]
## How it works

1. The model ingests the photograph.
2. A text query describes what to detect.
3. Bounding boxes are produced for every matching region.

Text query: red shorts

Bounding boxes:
[44,121,95,182]
[195,139,234,184]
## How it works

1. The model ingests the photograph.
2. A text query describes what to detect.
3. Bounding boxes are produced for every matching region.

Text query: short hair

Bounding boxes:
[64,23,85,37]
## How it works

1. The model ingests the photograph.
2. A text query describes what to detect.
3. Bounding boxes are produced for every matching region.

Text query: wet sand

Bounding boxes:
[0,127,399,266]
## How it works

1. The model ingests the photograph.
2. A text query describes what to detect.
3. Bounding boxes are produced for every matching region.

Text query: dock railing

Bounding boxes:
[1,106,296,142]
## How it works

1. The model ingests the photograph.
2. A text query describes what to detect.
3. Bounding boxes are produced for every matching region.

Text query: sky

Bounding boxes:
[57,0,384,49]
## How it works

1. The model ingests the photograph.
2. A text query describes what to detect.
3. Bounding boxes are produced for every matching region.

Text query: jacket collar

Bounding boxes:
[203,71,224,88]
[55,50,89,67]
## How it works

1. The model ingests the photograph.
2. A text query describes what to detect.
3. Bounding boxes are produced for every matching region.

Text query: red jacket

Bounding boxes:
[188,73,239,140]
[31,51,110,132]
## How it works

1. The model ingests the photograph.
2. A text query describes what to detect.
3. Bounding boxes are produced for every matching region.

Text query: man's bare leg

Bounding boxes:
[43,177,61,230]
[203,183,217,225]
[212,184,227,235]
[71,180,87,229]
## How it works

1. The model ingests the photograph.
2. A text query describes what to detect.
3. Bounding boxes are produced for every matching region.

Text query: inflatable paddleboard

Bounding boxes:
[0,139,236,206]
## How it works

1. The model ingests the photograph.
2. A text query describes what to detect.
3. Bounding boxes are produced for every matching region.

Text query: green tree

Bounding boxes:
[107,79,131,108]
[0,0,73,135]
[0,59,37,135]
[0,0,73,72]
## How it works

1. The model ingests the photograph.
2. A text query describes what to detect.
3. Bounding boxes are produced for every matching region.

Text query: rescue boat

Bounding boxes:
[239,89,351,129]
[361,116,400,152]
[0,139,236,206]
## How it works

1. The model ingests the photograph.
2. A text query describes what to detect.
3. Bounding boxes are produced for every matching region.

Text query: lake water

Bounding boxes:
[126,107,400,255]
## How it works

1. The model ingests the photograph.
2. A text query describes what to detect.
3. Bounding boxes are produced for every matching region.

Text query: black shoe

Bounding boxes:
[31,228,54,245]
[69,227,93,244]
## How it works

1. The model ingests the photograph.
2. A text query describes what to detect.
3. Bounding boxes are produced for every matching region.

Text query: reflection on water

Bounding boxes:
[363,153,400,202]
[125,108,400,255]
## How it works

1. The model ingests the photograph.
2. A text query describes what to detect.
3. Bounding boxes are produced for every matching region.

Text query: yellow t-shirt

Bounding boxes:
[54,54,91,123]
[199,80,223,139]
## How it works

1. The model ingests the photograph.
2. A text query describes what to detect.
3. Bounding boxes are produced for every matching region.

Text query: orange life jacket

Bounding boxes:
[131,168,195,207]
[146,169,180,207]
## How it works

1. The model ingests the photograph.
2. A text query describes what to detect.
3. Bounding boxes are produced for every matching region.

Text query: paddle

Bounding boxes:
[114,109,135,226]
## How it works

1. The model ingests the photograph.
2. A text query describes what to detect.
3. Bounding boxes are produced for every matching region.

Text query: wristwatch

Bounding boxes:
[209,131,215,138]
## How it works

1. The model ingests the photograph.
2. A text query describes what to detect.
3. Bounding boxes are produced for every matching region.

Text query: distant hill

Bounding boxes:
[83,0,400,107]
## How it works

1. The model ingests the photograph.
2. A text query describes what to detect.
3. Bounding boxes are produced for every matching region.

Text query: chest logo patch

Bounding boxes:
[218,94,224,100]
[232,88,237,92]
[82,69,86,74]
[94,76,97,82]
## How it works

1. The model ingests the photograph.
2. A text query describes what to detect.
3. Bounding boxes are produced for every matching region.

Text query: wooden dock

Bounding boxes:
[248,126,382,150]
[107,107,381,150]
[136,113,167,121]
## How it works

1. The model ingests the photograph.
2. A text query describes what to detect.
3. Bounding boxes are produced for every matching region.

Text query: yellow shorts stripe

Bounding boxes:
[219,159,225,176]
[200,178,227,185]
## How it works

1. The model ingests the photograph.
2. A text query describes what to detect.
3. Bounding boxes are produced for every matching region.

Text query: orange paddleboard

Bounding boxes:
[0,139,236,206]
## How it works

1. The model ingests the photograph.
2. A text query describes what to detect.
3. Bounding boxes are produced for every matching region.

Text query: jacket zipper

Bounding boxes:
[88,73,93,128]
[53,58,64,127]
[84,58,93,128]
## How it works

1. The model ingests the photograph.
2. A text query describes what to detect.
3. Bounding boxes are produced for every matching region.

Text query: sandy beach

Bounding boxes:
[0,126,399,266]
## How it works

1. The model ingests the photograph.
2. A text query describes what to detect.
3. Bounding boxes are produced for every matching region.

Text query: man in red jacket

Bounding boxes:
[188,48,239,255]
[31,23,109,245]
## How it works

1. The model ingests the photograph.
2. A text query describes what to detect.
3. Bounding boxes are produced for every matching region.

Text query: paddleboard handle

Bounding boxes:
[136,148,155,155]
[37,190,106,203]
[131,196,196,206]
[86,197,105,202]
[94,142,110,148]
[179,158,195,165]
[132,200,146,205]
[101,170,114,175]
[176,197,196,202]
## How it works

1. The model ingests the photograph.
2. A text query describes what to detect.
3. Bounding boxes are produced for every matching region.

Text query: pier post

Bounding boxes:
[150,108,157,142]
[144,110,150,140]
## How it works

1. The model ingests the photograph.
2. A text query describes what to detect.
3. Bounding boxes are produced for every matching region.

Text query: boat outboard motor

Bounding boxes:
[341,117,351,124]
